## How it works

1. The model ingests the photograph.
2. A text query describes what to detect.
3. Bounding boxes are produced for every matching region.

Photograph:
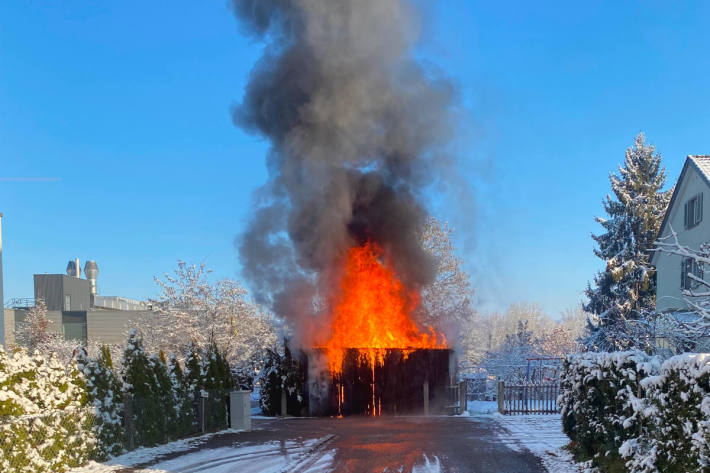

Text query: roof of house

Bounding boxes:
[689,155,710,182]
[651,155,710,266]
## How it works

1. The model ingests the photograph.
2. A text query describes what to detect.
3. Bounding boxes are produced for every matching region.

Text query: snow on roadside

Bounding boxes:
[136,438,334,473]
[69,429,242,473]
[466,400,498,415]
[490,414,580,473]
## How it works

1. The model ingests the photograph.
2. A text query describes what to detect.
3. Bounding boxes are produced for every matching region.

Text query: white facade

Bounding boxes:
[653,156,710,311]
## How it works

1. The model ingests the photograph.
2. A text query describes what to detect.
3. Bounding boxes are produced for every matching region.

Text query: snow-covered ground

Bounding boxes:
[138,437,335,473]
[467,400,499,414]
[72,434,440,473]
[70,430,241,473]
[71,435,337,473]
[462,401,579,472]
[489,412,580,473]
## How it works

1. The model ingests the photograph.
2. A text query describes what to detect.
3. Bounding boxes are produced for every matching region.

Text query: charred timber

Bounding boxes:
[307,348,453,416]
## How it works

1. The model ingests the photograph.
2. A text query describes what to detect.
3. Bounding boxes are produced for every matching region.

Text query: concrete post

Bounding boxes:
[280,389,288,417]
[0,212,4,347]
[229,390,252,431]
[497,381,505,414]
[198,391,208,432]
[459,380,467,414]
[423,381,429,415]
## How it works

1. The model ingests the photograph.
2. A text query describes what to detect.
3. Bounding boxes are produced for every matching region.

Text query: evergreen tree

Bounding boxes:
[74,347,123,459]
[201,343,234,429]
[184,341,203,396]
[121,329,161,446]
[584,133,671,351]
[257,342,306,416]
[258,348,282,416]
[167,354,195,437]
[149,352,174,442]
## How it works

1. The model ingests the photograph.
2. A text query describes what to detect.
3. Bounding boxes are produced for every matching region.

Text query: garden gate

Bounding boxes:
[497,381,559,415]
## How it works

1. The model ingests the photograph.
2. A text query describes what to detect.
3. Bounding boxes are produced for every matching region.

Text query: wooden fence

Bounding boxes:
[497,381,559,415]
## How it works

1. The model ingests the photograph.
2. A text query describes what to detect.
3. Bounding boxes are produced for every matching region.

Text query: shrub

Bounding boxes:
[200,343,234,430]
[74,346,124,459]
[621,353,710,473]
[121,329,163,447]
[258,344,307,416]
[0,347,97,472]
[559,351,660,471]
[167,354,195,437]
[149,352,175,442]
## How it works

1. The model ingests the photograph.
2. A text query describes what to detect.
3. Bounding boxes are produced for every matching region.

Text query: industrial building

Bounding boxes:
[3,257,151,347]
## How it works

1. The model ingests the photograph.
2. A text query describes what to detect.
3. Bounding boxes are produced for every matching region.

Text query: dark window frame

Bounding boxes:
[684,193,703,229]
[681,257,704,290]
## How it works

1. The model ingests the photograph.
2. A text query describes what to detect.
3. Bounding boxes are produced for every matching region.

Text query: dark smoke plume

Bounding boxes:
[232,0,458,344]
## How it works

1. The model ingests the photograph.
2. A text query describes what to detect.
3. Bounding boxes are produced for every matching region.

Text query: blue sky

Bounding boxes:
[1,1,709,317]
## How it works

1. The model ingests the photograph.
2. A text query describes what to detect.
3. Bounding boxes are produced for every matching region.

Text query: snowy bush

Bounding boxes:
[200,343,235,430]
[121,329,166,447]
[167,354,195,437]
[74,346,124,459]
[258,344,307,416]
[559,351,660,471]
[1,328,239,471]
[621,353,710,473]
[0,346,98,472]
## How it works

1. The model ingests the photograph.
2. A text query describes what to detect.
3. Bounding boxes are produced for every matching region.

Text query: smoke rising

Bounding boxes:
[232,0,458,344]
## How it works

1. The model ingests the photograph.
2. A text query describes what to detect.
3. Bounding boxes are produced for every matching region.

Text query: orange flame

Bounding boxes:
[322,241,446,374]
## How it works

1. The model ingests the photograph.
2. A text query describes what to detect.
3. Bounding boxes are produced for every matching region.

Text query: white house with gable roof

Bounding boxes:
[652,155,710,351]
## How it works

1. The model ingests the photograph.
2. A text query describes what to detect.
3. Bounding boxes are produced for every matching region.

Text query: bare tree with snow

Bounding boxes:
[14,298,88,363]
[418,217,481,363]
[653,227,710,352]
[133,261,280,382]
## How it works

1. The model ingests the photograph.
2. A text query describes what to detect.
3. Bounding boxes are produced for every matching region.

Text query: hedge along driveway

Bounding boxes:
[560,351,710,473]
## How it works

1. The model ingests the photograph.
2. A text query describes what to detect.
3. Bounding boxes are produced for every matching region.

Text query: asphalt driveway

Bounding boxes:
[117,416,546,473]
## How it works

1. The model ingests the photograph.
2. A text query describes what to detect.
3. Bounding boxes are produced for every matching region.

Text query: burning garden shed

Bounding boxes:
[232,0,465,416]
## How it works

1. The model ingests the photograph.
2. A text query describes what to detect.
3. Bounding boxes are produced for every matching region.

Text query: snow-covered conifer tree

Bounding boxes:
[184,341,203,397]
[121,329,161,446]
[74,346,123,459]
[257,342,306,416]
[149,352,174,442]
[201,343,234,429]
[584,133,671,351]
[167,353,195,437]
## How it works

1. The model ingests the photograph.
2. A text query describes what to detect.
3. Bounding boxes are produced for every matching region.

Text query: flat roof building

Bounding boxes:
[5,259,151,347]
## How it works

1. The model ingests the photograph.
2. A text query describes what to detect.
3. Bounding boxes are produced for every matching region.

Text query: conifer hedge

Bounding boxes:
[560,352,710,473]
[0,329,238,472]
[259,344,307,416]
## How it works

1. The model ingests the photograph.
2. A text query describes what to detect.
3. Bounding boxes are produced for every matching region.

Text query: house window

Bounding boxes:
[684,193,703,229]
[681,257,704,289]
[64,295,71,311]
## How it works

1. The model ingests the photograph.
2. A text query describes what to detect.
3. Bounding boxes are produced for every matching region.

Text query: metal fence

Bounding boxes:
[0,408,98,473]
[123,389,229,450]
[0,390,231,473]
[497,381,559,415]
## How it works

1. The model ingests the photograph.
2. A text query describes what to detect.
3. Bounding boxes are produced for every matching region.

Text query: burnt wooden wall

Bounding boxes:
[307,348,452,416]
